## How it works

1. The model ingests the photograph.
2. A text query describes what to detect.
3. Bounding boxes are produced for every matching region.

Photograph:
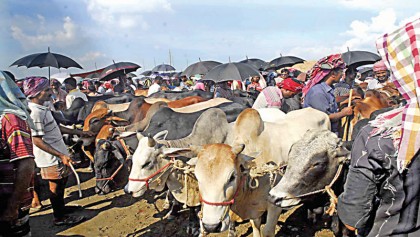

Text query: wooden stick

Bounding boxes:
[343,89,353,141]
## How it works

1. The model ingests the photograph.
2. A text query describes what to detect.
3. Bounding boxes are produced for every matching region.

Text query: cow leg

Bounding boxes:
[250,218,261,237]
[187,207,200,237]
[262,204,282,237]
[165,193,181,220]
[227,220,236,237]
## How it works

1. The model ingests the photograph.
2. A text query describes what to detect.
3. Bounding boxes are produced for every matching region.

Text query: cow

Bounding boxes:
[52,97,86,125]
[267,129,351,236]
[190,108,331,236]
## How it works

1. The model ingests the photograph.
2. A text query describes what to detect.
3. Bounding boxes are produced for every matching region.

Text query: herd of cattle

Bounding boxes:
[48,88,399,237]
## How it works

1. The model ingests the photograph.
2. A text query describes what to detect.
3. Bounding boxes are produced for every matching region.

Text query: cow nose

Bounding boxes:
[124,186,131,194]
[202,222,222,233]
[268,194,283,206]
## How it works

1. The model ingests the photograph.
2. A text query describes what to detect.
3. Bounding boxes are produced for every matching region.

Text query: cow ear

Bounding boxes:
[189,145,203,155]
[329,139,350,159]
[153,130,168,142]
[162,148,191,157]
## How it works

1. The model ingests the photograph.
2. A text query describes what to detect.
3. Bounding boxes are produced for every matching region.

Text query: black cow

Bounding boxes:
[52,97,86,125]
[148,90,214,100]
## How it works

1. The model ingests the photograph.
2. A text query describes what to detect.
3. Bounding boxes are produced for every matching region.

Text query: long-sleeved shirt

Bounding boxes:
[337,125,420,236]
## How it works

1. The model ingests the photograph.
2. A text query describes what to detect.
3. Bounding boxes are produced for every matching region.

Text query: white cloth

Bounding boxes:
[147,83,161,96]
[28,102,69,168]
[367,79,389,90]
[66,89,88,109]
[98,86,106,94]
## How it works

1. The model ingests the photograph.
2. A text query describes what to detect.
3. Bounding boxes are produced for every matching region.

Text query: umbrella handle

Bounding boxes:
[343,89,354,141]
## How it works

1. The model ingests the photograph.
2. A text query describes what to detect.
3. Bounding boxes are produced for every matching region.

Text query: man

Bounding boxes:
[24,77,92,226]
[338,18,420,237]
[95,81,106,94]
[147,76,162,96]
[0,71,35,237]
[50,79,67,105]
[303,54,353,133]
[367,60,390,90]
[252,77,303,110]
[63,77,88,109]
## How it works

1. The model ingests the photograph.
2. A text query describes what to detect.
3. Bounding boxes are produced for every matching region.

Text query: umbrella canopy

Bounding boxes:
[99,62,141,81]
[203,62,260,83]
[341,50,381,68]
[152,64,176,73]
[181,60,222,77]
[10,47,82,79]
[358,67,373,74]
[126,72,137,78]
[265,56,305,71]
[239,58,267,71]
[85,72,101,80]
[140,70,153,76]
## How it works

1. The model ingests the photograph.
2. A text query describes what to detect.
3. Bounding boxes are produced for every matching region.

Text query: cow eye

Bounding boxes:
[142,161,151,169]
[311,162,324,169]
[228,174,236,183]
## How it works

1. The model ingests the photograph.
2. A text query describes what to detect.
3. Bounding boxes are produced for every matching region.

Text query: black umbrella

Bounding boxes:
[341,50,381,68]
[265,56,305,71]
[152,64,176,72]
[10,47,82,79]
[358,67,373,74]
[203,62,260,83]
[181,60,222,77]
[99,61,141,81]
[239,57,267,71]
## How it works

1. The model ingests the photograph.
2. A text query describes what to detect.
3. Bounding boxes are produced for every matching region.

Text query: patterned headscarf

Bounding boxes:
[23,76,49,99]
[279,78,304,93]
[376,18,420,172]
[0,71,34,128]
[373,60,388,72]
[302,54,346,96]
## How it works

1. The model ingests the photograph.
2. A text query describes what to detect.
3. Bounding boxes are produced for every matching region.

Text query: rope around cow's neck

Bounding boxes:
[281,160,347,216]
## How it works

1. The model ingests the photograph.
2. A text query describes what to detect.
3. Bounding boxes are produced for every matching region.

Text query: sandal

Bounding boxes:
[54,215,85,226]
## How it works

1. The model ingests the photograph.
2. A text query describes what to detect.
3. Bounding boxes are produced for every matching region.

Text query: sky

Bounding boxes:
[1,0,420,79]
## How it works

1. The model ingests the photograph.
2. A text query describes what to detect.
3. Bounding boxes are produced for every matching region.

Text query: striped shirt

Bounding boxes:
[1,114,34,162]
[28,102,69,168]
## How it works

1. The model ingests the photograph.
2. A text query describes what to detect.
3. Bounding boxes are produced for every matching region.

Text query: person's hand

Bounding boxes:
[59,154,74,167]
[81,131,95,137]
[341,106,353,116]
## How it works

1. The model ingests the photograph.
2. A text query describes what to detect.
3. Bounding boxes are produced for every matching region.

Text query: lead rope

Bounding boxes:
[282,161,346,216]
[172,159,195,209]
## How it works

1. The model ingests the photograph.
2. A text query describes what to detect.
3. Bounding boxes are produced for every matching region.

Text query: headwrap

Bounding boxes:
[373,60,388,72]
[23,76,49,99]
[0,71,34,128]
[279,78,303,93]
[302,54,346,96]
[376,17,420,172]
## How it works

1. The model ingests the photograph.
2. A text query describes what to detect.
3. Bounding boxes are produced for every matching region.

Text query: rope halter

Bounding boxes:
[128,157,174,190]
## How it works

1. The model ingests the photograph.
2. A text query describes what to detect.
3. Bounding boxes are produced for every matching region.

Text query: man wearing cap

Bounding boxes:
[63,77,88,109]
[24,77,92,226]
[147,76,162,96]
[367,60,390,90]
[303,54,353,133]
[252,78,303,110]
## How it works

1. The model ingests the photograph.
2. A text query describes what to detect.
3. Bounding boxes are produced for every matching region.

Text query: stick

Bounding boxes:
[69,163,83,198]
[343,89,353,141]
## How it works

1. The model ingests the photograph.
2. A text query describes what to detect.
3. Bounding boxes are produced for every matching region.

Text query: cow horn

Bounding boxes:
[148,136,156,147]
[231,144,245,155]
[107,109,112,115]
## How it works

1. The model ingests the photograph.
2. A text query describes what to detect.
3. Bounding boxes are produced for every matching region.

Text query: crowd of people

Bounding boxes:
[0,18,419,237]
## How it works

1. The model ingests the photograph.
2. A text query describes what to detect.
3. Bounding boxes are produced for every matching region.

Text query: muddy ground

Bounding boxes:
[30,167,335,237]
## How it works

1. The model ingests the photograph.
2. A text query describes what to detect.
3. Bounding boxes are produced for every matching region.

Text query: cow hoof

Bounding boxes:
[186,223,200,237]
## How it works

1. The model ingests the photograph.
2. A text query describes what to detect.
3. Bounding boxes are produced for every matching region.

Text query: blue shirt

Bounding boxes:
[304,82,338,131]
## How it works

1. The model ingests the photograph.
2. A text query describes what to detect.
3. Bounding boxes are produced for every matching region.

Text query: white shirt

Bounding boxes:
[28,102,69,168]
[147,83,161,96]
[66,89,88,109]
